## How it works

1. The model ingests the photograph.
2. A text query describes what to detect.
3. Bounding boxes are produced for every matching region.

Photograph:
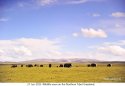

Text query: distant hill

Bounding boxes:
[19,58,100,64]
[0,61,18,65]
[0,58,99,64]
[0,58,125,64]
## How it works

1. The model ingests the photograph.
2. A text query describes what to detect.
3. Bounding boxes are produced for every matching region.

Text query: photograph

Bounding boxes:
[0,0,125,84]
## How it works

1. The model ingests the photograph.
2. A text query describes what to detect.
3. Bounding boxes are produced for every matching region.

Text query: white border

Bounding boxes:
[0,83,125,86]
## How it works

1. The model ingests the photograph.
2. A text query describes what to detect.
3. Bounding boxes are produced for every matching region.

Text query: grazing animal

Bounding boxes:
[87,64,91,67]
[26,64,33,67]
[40,65,43,67]
[49,64,52,68]
[21,65,23,67]
[34,64,39,67]
[64,63,72,68]
[90,63,96,67]
[59,64,63,67]
[107,64,111,67]
[11,64,17,68]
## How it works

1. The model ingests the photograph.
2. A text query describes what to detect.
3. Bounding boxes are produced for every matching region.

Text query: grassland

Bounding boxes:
[0,63,125,82]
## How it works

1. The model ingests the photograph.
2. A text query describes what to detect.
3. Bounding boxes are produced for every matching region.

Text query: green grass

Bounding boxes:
[0,64,125,82]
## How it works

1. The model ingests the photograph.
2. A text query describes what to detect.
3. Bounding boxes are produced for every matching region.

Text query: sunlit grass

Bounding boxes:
[0,64,125,82]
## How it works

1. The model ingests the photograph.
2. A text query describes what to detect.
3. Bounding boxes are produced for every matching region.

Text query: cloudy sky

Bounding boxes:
[0,0,125,62]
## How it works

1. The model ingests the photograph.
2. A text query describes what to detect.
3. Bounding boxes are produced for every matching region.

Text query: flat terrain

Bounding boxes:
[0,63,125,82]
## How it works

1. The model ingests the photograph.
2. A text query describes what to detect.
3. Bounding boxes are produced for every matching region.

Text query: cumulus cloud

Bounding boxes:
[73,28,107,38]
[0,38,125,62]
[98,45,125,56]
[13,46,32,56]
[0,38,94,61]
[83,40,125,61]
[111,12,125,18]
[0,38,62,62]
[81,28,107,38]
[91,40,125,61]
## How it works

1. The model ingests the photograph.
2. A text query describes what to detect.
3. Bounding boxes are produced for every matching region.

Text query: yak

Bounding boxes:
[59,64,63,67]
[49,64,52,68]
[87,64,91,67]
[40,65,43,67]
[107,64,112,67]
[90,63,96,67]
[21,65,23,67]
[34,64,39,67]
[64,63,72,68]
[26,64,33,67]
[11,64,17,68]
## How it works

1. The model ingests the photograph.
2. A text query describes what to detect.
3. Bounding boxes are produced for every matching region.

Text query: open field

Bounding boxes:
[0,63,125,82]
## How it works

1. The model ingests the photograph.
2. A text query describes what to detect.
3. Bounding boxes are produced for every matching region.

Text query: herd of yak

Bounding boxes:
[11,63,112,68]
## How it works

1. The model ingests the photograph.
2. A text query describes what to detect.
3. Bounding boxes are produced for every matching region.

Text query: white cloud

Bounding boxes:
[72,33,79,37]
[65,0,104,4]
[35,0,103,6]
[0,38,62,62]
[102,40,125,47]
[81,28,107,38]
[13,46,32,56]
[98,45,125,56]
[0,38,125,62]
[92,13,100,17]
[66,0,88,4]
[0,18,8,22]
[0,38,94,62]
[98,18,125,35]
[115,24,121,28]
[37,0,57,6]
[37,0,89,6]
[12,0,104,9]
[89,40,125,61]
[73,28,107,38]
[0,49,4,54]
[111,12,125,18]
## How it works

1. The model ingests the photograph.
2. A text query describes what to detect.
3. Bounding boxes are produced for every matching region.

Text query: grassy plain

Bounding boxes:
[0,63,125,82]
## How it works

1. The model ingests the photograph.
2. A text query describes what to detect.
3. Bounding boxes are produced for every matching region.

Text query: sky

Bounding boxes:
[0,0,125,62]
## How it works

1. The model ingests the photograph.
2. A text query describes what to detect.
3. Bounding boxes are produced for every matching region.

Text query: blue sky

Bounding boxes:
[0,0,125,61]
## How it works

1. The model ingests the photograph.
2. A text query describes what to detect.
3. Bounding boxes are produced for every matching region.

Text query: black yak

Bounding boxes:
[11,64,17,68]
[40,65,43,67]
[34,64,39,67]
[64,63,72,68]
[59,64,63,67]
[26,64,33,67]
[87,64,91,67]
[21,65,23,67]
[49,64,52,68]
[90,63,96,67]
[107,64,111,67]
